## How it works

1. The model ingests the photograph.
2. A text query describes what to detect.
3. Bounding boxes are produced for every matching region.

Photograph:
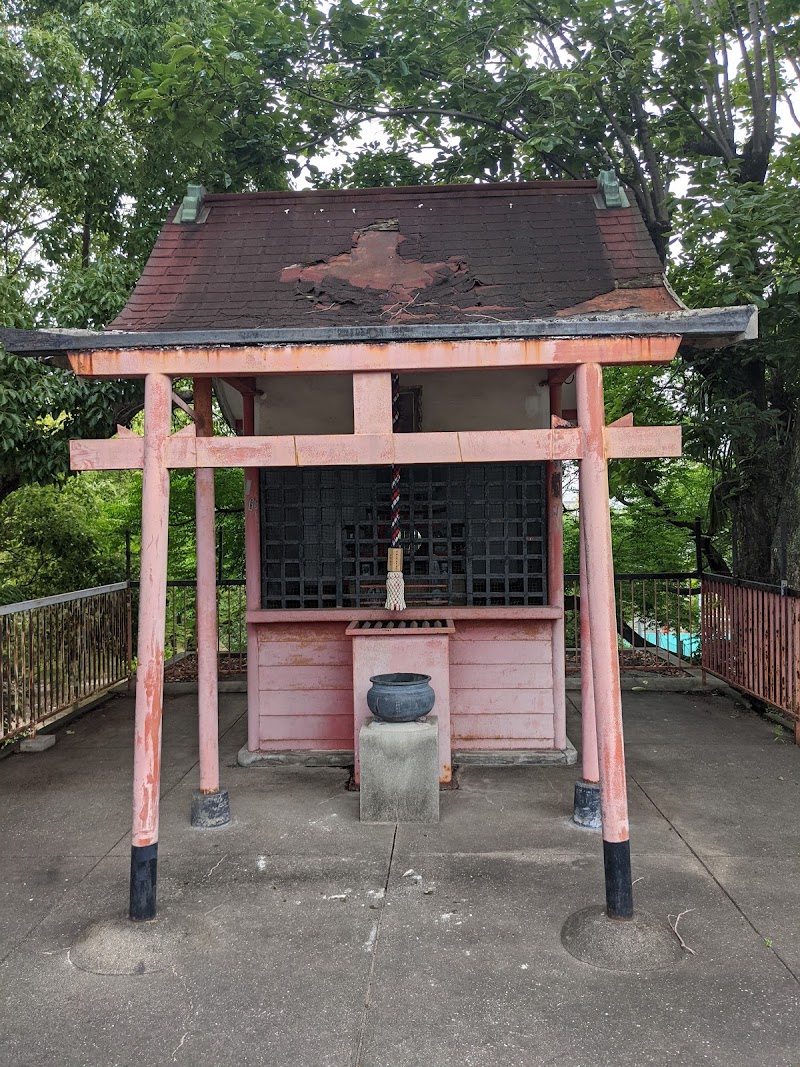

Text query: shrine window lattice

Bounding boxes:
[259,462,547,609]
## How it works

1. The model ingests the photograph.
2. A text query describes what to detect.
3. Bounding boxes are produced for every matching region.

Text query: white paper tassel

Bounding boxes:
[385,570,406,611]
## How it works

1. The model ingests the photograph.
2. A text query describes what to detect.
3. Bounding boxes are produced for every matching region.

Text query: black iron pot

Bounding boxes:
[367,673,435,723]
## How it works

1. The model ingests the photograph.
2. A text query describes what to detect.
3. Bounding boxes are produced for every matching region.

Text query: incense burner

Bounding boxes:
[367,673,435,723]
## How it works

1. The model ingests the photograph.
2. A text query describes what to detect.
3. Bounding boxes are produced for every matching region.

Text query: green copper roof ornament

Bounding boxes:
[595,169,630,209]
[175,184,207,224]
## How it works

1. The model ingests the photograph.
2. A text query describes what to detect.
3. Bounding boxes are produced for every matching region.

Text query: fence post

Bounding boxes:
[694,517,704,576]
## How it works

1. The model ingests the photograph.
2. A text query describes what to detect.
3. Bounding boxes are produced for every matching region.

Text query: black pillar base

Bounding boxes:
[572,779,602,829]
[129,843,158,922]
[603,838,634,920]
[190,788,231,829]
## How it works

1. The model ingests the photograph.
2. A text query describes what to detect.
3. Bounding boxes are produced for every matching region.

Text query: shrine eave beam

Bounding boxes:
[68,336,682,379]
[70,425,682,472]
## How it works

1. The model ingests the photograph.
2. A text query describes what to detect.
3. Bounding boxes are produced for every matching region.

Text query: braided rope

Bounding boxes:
[385,373,405,611]
[390,374,401,548]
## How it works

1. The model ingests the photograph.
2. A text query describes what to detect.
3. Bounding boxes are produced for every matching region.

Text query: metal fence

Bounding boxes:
[564,572,702,672]
[132,580,247,676]
[1,583,130,744]
[20,570,800,746]
[702,574,800,740]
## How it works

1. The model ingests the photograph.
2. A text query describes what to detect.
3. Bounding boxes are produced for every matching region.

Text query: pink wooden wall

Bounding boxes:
[450,621,554,749]
[254,618,557,757]
[257,623,353,750]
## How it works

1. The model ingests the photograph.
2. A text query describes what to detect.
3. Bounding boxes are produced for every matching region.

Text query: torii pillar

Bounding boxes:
[190,377,230,829]
[576,362,633,919]
[129,373,172,921]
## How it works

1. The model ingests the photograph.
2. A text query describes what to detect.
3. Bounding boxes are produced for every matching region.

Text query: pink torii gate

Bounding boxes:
[67,333,686,921]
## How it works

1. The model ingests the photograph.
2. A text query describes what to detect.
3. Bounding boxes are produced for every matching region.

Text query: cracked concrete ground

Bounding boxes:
[1,686,798,1066]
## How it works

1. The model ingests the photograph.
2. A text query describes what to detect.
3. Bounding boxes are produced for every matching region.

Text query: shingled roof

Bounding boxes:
[109,180,680,333]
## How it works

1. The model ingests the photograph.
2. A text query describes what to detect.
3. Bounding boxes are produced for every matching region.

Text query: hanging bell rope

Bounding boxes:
[385,373,406,611]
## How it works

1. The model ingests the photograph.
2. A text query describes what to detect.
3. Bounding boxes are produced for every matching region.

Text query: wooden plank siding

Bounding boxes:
[257,623,353,749]
[449,621,555,749]
[254,618,559,753]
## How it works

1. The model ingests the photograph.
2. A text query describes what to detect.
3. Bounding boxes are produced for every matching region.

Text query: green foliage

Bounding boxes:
[115,467,245,582]
[0,474,130,603]
[4,0,800,587]
[0,347,141,499]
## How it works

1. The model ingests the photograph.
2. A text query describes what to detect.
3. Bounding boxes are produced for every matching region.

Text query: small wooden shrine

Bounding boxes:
[2,177,756,923]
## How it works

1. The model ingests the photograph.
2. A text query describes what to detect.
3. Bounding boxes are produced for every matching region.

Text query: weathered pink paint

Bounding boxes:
[348,625,452,783]
[257,624,354,751]
[575,361,629,844]
[70,424,681,473]
[605,424,681,458]
[70,436,143,470]
[246,606,563,623]
[353,372,393,434]
[243,393,261,752]
[548,383,567,752]
[131,373,171,848]
[448,620,553,641]
[259,663,353,690]
[578,476,599,784]
[449,663,552,688]
[449,620,555,750]
[449,639,552,664]
[451,689,553,716]
[250,617,562,759]
[452,714,554,744]
[68,335,682,379]
[194,379,220,794]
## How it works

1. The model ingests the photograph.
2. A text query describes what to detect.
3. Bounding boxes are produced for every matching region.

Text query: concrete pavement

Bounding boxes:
[1,687,798,1066]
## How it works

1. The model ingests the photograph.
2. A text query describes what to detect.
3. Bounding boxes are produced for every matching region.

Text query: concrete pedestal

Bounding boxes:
[359,716,439,824]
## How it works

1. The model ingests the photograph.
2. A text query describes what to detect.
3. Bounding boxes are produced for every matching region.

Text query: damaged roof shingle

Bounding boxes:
[109,181,679,332]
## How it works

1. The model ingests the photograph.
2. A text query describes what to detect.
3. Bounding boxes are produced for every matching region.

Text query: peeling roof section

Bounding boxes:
[108,181,680,332]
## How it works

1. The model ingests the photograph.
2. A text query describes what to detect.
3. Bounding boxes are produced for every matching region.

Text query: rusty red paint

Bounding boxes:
[131,373,171,848]
[556,286,679,316]
[243,392,262,752]
[70,424,681,475]
[578,485,599,783]
[547,381,567,752]
[701,576,800,740]
[576,362,631,843]
[68,336,682,379]
[195,378,221,793]
[281,228,468,304]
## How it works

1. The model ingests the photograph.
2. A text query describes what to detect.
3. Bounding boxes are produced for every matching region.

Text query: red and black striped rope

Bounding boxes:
[390,374,401,549]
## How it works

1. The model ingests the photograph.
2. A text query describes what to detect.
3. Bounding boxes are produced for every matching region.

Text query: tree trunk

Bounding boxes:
[771,416,800,586]
[716,354,791,582]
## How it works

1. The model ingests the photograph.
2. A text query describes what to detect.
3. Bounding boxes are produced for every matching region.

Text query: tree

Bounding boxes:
[283,0,800,581]
[0,0,320,502]
[0,474,129,602]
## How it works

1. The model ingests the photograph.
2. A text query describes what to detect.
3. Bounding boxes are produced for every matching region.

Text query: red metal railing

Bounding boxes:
[702,574,800,741]
[0,583,131,744]
[564,572,701,672]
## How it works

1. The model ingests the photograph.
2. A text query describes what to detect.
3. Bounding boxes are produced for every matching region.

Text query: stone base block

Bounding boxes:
[20,734,56,752]
[190,788,231,828]
[359,716,439,824]
[573,779,602,829]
